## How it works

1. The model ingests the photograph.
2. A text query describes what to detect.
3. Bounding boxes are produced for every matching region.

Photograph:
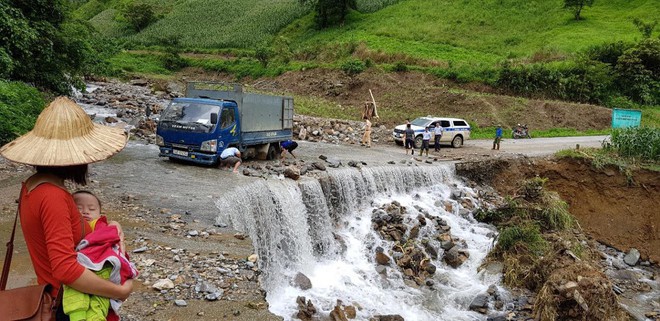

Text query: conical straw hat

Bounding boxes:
[0,97,128,166]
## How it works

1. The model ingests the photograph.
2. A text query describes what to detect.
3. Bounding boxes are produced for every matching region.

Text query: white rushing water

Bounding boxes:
[216,165,502,321]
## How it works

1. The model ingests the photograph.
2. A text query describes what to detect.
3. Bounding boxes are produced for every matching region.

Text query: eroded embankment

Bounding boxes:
[457,157,659,264]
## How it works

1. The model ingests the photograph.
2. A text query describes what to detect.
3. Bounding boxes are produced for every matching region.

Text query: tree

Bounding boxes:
[300,0,356,28]
[615,38,660,105]
[122,3,157,32]
[563,0,594,21]
[0,0,98,94]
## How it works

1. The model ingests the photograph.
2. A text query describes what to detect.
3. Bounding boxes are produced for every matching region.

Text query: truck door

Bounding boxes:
[217,106,239,150]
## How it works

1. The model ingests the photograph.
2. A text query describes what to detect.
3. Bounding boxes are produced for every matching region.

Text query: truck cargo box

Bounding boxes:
[185,82,293,133]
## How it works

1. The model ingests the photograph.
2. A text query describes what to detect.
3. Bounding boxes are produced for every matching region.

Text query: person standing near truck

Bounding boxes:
[433,123,444,152]
[219,147,242,173]
[404,123,415,155]
[360,117,372,148]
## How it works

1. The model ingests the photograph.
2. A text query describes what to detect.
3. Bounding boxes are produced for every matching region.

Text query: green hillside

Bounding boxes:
[78,0,657,57]
[282,0,657,64]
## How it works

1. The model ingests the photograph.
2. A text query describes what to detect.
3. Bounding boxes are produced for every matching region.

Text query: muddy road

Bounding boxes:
[91,135,608,220]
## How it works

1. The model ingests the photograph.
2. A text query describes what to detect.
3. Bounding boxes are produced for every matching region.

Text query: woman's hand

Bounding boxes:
[117,279,134,301]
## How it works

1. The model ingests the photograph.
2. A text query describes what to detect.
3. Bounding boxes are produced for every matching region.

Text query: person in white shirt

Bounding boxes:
[420,127,432,157]
[433,124,444,152]
[219,147,241,173]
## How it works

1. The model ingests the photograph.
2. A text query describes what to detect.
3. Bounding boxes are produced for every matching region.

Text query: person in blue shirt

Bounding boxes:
[280,140,298,160]
[493,125,503,150]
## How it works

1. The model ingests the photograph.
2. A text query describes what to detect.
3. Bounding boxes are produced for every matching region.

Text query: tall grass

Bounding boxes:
[608,127,660,161]
[496,224,547,255]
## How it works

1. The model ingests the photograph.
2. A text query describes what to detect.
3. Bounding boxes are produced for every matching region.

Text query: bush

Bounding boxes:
[392,61,408,72]
[585,41,633,67]
[122,3,157,32]
[497,60,613,104]
[0,81,45,145]
[608,127,660,161]
[615,38,660,105]
[340,59,366,77]
[161,48,188,71]
[496,224,546,255]
[255,46,272,67]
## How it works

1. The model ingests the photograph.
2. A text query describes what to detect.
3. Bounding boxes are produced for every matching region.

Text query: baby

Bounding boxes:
[63,191,137,321]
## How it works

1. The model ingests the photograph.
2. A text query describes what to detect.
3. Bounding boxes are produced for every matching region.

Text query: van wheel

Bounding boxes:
[414,136,424,148]
[451,135,463,148]
[266,144,278,160]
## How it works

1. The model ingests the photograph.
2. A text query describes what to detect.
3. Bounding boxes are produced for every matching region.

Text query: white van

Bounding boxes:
[392,117,471,148]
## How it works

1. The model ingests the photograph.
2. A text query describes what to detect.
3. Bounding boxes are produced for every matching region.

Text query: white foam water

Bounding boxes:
[216,165,501,321]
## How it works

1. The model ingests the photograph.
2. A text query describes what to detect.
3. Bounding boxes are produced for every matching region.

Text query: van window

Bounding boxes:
[453,120,468,127]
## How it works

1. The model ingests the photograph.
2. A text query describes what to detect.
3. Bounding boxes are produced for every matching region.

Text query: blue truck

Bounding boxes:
[156,82,294,165]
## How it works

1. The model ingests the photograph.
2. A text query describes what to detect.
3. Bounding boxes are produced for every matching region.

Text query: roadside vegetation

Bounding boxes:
[475,177,629,320]
[555,126,660,174]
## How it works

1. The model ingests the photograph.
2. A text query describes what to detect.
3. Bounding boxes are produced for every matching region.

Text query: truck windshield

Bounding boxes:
[160,102,220,133]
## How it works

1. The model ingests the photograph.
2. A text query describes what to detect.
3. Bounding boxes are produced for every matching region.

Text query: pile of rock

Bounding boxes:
[370,201,471,288]
[293,114,392,146]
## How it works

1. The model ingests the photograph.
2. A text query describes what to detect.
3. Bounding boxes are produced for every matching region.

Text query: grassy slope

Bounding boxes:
[280,0,657,64]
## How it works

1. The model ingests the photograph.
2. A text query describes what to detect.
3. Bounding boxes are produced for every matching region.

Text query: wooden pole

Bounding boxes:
[369,89,379,119]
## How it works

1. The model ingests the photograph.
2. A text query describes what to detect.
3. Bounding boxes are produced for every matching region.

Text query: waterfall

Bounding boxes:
[215,164,501,321]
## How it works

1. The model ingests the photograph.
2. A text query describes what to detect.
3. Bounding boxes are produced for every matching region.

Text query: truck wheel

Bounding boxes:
[414,136,423,149]
[395,140,404,146]
[451,135,463,148]
[266,144,278,160]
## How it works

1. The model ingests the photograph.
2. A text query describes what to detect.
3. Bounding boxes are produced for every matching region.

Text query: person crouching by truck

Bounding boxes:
[219,147,242,173]
[280,139,298,160]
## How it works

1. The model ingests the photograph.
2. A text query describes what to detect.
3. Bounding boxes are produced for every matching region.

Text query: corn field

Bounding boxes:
[131,0,310,48]
[608,127,660,161]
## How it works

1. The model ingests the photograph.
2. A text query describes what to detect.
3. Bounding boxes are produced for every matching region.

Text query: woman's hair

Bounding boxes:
[36,164,88,185]
[72,190,102,210]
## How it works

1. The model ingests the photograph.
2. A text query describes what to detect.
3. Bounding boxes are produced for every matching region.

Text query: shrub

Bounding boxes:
[392,61,408,72]
[255,46,272,67]
[538,192,574,230]
[615,38,660,105]
[0,81,45,145]
[161,48,188,71]
[122,3,157,32]
[608,127,660,161]
[496,224,547,255]
[497,60,613,104]
[585,41,633,67]
[340,59,366,77]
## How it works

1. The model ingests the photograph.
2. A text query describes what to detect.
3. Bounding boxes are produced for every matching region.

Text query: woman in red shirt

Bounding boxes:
[0,97,132,319]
